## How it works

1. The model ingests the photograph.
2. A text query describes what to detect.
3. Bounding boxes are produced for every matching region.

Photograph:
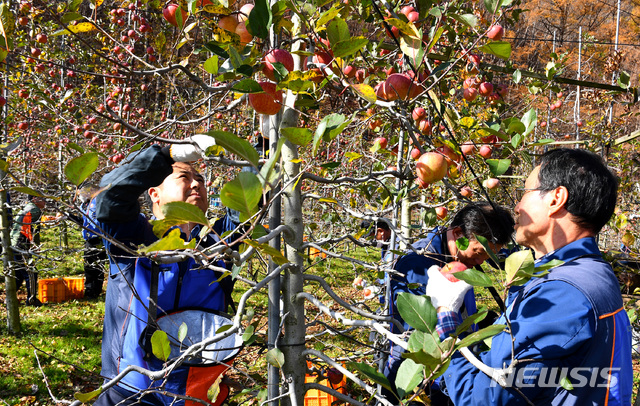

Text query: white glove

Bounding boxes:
[425,265,472,313]
[170,134,216,162]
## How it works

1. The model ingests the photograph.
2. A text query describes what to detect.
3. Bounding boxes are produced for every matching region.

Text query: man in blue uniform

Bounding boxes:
[384,202,514,403]
[428,148,633,405]
[93,135,236,405]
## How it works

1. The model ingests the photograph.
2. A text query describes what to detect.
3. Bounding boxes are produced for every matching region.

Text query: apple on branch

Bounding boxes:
[440,261,467,282]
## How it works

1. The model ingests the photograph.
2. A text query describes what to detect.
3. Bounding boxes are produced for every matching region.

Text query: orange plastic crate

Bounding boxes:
[63,277,84,299]
[38,278,67,303]
[304,365,346,406]
[38,277,85,303]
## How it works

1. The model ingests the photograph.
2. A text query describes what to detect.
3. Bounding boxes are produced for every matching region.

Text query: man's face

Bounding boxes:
[32,197,46,209]
[456,238,501,268]
[514,166,548,249]
[375,227,391,242]
[149,162,208,215]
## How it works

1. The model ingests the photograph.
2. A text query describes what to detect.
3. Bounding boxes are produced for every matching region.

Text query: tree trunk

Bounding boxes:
[1,187,20,334]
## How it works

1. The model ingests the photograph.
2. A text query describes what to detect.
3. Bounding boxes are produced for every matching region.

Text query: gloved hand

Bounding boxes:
[170,134,216,162]
[425,265,472,313]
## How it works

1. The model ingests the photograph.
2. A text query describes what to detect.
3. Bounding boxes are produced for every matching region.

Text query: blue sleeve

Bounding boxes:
[96,145,173,223]
[442,280,595,405]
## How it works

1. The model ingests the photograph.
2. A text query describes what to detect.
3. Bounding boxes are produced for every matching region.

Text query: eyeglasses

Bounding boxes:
[515,188,548,201]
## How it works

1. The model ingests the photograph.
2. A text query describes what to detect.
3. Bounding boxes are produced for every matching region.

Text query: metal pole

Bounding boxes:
[576,27,582,143]
[608,0,621,125]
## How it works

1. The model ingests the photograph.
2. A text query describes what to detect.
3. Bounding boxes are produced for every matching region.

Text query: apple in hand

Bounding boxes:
[440,261,467,282]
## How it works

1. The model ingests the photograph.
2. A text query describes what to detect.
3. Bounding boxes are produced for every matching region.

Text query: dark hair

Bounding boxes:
[537,148,618,234]
[450,201,514,245]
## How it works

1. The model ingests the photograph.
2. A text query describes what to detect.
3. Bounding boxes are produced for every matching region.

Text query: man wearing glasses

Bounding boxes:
[427,148,633,405]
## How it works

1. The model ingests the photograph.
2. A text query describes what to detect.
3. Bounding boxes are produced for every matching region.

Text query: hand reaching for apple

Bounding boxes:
[170,134,216,162]
[426,264,472,313]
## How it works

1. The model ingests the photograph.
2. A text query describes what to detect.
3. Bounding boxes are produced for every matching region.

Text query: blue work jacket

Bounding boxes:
[95,146,232,394]
[442,237,633,405]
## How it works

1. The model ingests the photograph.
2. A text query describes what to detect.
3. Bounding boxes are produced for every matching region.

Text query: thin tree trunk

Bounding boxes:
[2,186,20,334]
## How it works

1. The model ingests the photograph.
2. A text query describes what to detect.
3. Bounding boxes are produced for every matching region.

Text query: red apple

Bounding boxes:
[478,82,493,97]
[441,261,467,282]
[36,33,48,44]
[487,25,504,41]
[463,87,478,102]
[460,141,476,156]
[435,206,448,220]
[218,15,238,32]
[235,22,253,46]
[483,177,500,189]
[376,73,424,101]
[478,145,492,159]
[418,119,432,135]
[416,152,448,185]
[410,147,421,160]
[163,4,188,27]
[326,367,344,386]
[412,107,426,122]
[375,137,388,149]
[460,186,473,198]
[248,81,283,115]
[263,49,294,81]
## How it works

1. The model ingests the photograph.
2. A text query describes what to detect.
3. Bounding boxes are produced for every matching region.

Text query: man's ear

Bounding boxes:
[450,226,464,239]
[548,186,569,215]
[148,187,160,205]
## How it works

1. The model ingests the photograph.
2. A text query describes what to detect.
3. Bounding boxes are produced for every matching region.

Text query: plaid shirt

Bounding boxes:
[436,310,461,340]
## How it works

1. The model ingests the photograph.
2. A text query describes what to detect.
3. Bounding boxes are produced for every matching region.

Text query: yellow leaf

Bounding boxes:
[350,84,376,104]
[68,22,97,33]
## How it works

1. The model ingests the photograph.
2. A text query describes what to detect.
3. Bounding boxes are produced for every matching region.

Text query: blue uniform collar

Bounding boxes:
[534,237,601,267]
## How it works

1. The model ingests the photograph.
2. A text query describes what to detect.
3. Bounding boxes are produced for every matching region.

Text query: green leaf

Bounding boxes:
[62,12,83,23]
[206,130,259,168]
[385,18,420,38]
[504,250,535,285]
[454,308,489,335]
[332,37,368,59]
[347,361,392,391]
[242,324,256,343]
[456,236,469,252]
[231,79,263,93]
[138,228,197,253]
[65,152,99,186]
[618,71,630,89]
[151,330,171,361]
[475,235,501,269]
[259,137,285,187]
[151,201,210,237]
[243,239,289,265]
[67,0,83,12]
[327,17,350,46]
[395,359,424,398]
[246,0,271,39]
[560,375,574,391]
[449,13,478,28]
[280,127,314,146]
[265,348,285,368]
[220,172,262,216]
[486,159,511,177]
[397,293,436,332]
[454,268,494,287]
[74,388,102,402]
[513,69,522,84]
[529,138,556,146]
[0,158,7,173]
[407,329,441,357]
[207,374,224,404]
[455,325,506,350]
[203,55,219,75]
[11,186,42,197]
[178,322,188,343]
[535,259,563,273]
[521,108,537,137]
[313,113,350,155]
[478,41,511,60]
[316,5,341,28]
